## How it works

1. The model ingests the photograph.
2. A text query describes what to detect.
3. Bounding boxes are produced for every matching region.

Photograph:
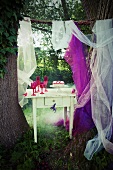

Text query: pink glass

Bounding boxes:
[34,81,37,93]
[36,76,40,92]
[44,76,48,92]
[40,82,44,94]
[31,82,36,96]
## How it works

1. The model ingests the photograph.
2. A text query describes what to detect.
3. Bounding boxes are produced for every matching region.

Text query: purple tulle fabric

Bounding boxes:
[55,32,95,135]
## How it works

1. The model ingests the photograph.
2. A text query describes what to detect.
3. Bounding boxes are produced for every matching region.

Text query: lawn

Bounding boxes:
[0,105,113,170]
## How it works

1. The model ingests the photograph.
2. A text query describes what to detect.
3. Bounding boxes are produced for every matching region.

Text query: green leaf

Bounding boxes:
[0,49,6,54]
[4,32,9,38]
[13,12,17,21]
[7,36,16,42]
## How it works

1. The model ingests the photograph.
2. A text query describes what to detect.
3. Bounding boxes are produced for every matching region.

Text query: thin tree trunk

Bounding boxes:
[61,0,70,20]
[0,54,29,148]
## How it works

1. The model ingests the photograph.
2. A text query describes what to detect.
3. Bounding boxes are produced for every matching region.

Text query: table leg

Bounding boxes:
[32,98,37,143]
[69,96,74,139]
[63,107,67,127]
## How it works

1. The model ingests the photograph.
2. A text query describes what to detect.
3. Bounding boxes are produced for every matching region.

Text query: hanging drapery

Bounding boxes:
[64,33,95,137]
[52,20,72,50]
[52,19,113,160]
[17,17,37,107]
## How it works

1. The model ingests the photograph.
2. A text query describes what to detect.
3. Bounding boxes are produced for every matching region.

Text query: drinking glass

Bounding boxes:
[36,76,40,92]
[44,76,48,92]
[31,82,36,96]
[40,82,44,94]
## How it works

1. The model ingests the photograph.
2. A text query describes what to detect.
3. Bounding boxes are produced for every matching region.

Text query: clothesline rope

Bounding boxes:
[24,17,94,25]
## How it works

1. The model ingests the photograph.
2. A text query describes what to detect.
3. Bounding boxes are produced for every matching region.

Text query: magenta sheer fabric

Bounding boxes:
[55,33,95,135]
[64,34,88,97]
[65,34,95,135]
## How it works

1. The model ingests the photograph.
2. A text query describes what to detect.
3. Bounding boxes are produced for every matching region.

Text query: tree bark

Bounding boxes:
[81,0,113,20]
[81,0,99,19]
[97,0,113,19]
[61,0,70,20]
[81,0,99,27]
[0,54,29,148]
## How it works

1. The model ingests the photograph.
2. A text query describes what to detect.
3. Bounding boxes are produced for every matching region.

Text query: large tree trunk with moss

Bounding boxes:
[0,54,29,148]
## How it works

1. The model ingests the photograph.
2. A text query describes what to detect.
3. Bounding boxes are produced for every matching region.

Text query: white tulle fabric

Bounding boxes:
[17,18,37,107]
[52,19,113,160]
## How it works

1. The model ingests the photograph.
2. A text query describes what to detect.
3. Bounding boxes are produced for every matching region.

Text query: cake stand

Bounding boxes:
[50,84,69,92]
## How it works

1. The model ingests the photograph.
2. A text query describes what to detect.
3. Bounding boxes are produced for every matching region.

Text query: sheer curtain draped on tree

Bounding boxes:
[17,17,37,107]
[52,19,113,160]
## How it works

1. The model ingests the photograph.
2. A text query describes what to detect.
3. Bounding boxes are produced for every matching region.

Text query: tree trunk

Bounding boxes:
[97,0,113,19]
[81,0,113,148]
[81,0,99,19]
[81,0,113,21]
[0,54,29,148]
[61,0,70,20]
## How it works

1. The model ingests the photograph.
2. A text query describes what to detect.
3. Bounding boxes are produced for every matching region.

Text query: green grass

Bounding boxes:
[0,107,113,170]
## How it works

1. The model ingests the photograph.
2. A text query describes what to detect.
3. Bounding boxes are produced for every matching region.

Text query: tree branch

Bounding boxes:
[24,18,94,25]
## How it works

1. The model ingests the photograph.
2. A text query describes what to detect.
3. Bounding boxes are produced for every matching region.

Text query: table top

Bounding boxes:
[24,88,76,99]
[50,85,69,88]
